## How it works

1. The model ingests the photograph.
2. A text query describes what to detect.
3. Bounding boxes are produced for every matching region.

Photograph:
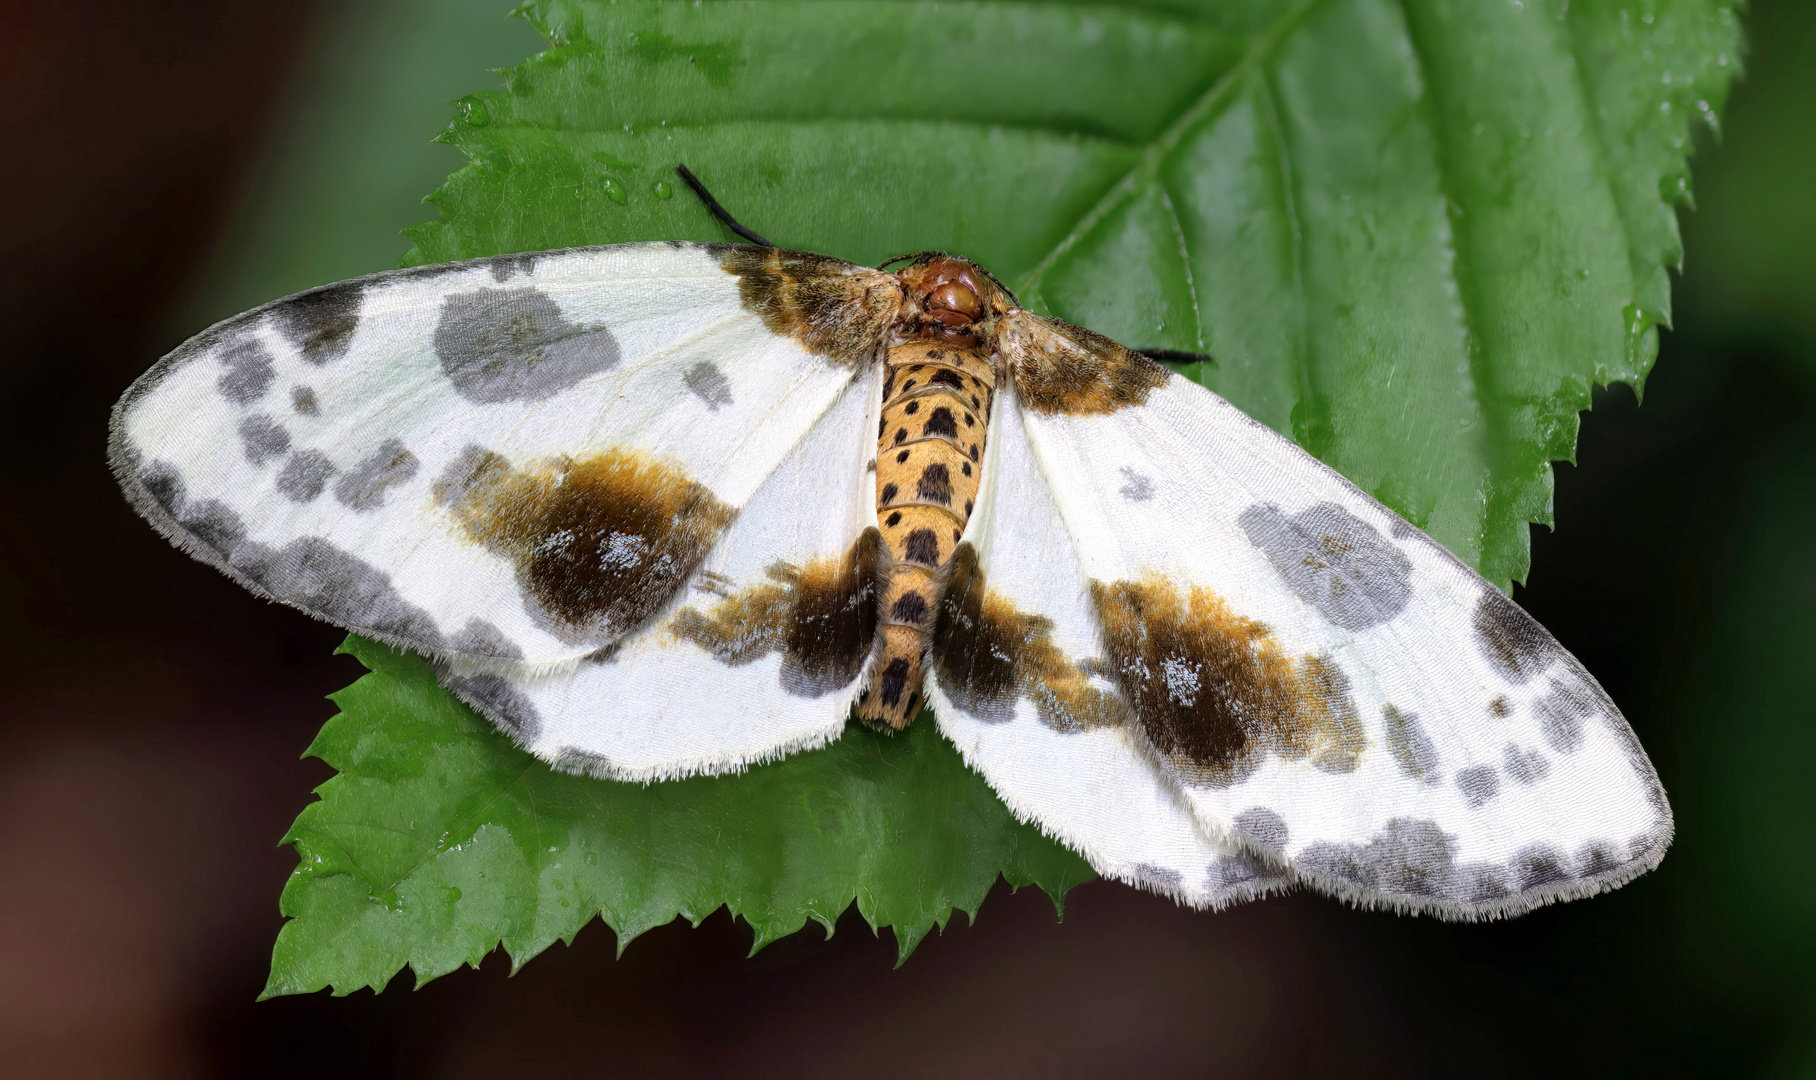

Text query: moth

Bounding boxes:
[110,178,1669,918]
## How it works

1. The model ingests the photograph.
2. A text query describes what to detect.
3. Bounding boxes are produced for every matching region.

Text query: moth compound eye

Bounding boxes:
[927,281,981,326]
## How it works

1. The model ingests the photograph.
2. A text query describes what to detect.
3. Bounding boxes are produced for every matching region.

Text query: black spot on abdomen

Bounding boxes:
[890,591,929,627]
[879,656,912,706]
[917,463,951,504]
[922,407,958,438]
[904,528,939,566]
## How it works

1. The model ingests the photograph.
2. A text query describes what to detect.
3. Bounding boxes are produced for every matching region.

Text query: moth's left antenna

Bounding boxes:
[675,164,774,247]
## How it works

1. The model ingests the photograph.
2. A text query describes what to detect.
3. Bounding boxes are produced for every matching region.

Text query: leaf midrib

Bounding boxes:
[1017,0,1324,290]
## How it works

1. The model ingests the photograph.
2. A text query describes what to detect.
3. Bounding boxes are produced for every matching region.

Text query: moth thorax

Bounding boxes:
[857,341,996,731]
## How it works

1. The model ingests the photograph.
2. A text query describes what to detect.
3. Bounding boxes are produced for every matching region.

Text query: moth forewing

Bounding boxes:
[999,358,1670,917]
[111,243,884,675]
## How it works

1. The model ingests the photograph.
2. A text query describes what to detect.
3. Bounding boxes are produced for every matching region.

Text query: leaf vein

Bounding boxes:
[1015,0,1324,291]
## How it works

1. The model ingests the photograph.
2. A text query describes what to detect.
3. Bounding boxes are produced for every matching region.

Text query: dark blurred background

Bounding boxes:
[3,1,1811,1075]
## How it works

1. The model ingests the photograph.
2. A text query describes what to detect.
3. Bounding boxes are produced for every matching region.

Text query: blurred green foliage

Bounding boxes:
[1660,0,1816,1066]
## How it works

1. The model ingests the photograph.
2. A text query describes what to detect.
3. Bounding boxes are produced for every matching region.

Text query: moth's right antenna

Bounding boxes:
[675,164,774,247]
[1135,348,1214,365]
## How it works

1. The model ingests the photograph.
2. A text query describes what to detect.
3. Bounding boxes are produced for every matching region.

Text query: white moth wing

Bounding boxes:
[446,363,885,781]
[926,383,1291,910]
[111,242,898,668]
[1001,313,1670,917]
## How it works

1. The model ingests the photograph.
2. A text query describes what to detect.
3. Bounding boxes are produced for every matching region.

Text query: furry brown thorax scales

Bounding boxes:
[855,256,1006,730]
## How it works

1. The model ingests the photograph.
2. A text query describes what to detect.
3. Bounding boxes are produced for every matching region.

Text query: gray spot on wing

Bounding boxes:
[1514,844,1570,890]
[487,253,539,281]
[1471,588,1558,684]
[1290,813,1652,914]
[1383,704,1441,784]
[1128,862,1183,894]
[140,461,183,519]
[1534,676,1597,755]
[683,361,733,410]
[238,414,290,466]
[217,334,276,403]
[184,500,246,556]
[1207,850,1291,891]
[552,746,610,777]
[447,618,523,660]
[138,463,244,557]
[1298,818,1459,899]
[1502,743,1550,785]
[229,536,446,649]
[1234,807,1288,853]
[1575,840,1621,880]
[1237,502,1413,631]
[276,449,336,503]
[442,673,541,742]
[1311,657,1364,774]
[130,461,450,650]
[432,444,510,506]
[334,438,419,512]
[434,286,619,403]
[1456,764,1501,808]
[1118,466,1155,501]
[290,386,320,415]
[1460,865,1513,904]
[269,281,362,366]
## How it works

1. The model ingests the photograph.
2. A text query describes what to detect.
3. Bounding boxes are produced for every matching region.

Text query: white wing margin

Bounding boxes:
[111,242,898,669]
[444,361,885,781]
[926,383,1293,910]
[1001,317,1669,917]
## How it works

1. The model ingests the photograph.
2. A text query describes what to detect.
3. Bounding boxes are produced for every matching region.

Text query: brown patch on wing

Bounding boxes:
[717,246,901,363]
[999,312,1169,417]
[1090,573,1365,787]
[932,544,1127,733]
[669,529,882,697]
[438,445,735,644]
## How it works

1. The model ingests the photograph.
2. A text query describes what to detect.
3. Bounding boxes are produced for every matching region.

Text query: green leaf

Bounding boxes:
[268,0,1740,993]
[265,637,1092,997]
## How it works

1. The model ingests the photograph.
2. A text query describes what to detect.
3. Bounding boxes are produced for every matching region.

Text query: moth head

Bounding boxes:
[891,254,1017,335]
